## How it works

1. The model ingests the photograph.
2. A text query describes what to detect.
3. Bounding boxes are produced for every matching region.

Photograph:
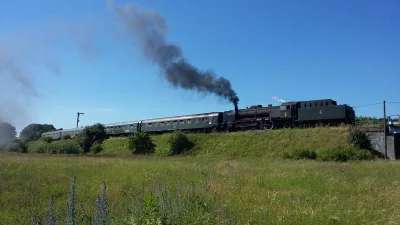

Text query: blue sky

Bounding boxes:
[1,0,399,132]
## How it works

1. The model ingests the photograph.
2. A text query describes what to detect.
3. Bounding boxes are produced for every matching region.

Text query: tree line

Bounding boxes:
[0,121,194,156]
[0,122,58,151]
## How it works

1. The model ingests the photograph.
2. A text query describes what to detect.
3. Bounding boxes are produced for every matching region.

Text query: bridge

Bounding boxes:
[365,131,400,160]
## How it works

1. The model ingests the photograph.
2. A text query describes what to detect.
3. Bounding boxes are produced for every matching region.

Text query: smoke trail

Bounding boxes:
[0,21,97,130]
[107,0,240,109]
[272,96,286,103]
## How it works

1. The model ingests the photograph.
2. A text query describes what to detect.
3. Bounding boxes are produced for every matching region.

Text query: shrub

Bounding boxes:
[18,138,29,153]
[347,128,371,150]
[38,136,54,143]
[90,142,103,154]
[76,123,108,153]
[4,143,20,152]
[167,131,195,155]
[128,132,156,154]
[318,146,375,162]
[27,140,52,153]
[51,139,82,154]
[3,138,29,153]
[283,148,317,160]
[62,134,71,140]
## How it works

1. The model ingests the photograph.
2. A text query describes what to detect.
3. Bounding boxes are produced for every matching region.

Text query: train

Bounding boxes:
[42,98,356,140]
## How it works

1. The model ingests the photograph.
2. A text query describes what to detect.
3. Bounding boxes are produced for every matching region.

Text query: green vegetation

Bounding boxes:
[96,126,379,161]
[355,116,384,128]
[128,132,156,154]
[283,148,318,160]
[1,152,399,224]
[3,126,383,163]
[166,130,195,155]
[27,175,215,225]
[0,121,17,150]
[317,146,375,162]
[347,127,372,150]
[75,123,108,153]
[0,125,397,224]
[19,123,57,141]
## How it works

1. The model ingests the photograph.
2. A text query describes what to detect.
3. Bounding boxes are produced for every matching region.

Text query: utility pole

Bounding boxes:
[77,112,84,128]
[383,100,387,160]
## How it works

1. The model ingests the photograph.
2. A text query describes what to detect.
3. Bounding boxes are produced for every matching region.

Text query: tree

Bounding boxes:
[20,123,56,141]
[76,123,108,153]
[128,132,156,154]
[0,122,17,150]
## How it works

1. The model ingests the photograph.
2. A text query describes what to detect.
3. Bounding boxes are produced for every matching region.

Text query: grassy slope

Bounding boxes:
[100,126,351,157]
[1,153,399,224]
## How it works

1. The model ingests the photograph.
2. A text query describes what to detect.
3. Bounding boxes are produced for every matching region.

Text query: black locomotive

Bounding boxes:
[223,98,355,132]
[42,98,356,139]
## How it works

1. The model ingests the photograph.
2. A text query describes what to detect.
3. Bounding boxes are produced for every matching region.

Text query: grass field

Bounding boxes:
[1,152,400,224]
[99,127,352,157]
[1,127,397,224]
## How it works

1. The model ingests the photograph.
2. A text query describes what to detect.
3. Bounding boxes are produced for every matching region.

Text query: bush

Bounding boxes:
[62,134,71,140]
[283,148,317,160]
[76,123,108,153]
[347,128,371,150]
[167,131,194,155]
[51,139,82,154]
[4,143,20,152]
[318,146,375,162]
[27,141,52,153]
[89,142,103,154]
[128,132,156,154]
[38,136,54,143]
[3,138,29,153]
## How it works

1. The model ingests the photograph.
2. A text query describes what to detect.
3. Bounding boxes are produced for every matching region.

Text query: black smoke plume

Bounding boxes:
[107,0,240,109]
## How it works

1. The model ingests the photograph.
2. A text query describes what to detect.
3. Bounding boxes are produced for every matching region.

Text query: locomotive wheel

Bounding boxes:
[283,122,291,129]
[261,121,274,130]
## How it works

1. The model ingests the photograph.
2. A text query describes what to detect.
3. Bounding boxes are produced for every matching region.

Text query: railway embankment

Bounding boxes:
[99,126,356,158]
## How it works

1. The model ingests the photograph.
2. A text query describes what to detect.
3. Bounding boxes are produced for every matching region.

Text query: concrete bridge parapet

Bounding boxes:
[366,132,399,160]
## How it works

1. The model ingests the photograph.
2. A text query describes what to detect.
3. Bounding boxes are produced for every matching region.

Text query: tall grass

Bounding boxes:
[1,152,400,224]
[26,174,219,225]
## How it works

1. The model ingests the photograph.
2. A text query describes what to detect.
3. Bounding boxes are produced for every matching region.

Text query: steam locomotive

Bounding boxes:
[42,98,356,139]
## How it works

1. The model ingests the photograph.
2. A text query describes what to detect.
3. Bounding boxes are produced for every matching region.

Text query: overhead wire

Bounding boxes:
[352,102,382,108]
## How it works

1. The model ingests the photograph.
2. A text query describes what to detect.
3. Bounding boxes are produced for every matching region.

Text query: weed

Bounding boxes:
[347,128,372,150]
[283,148,317,160]
[318,146,375,162]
